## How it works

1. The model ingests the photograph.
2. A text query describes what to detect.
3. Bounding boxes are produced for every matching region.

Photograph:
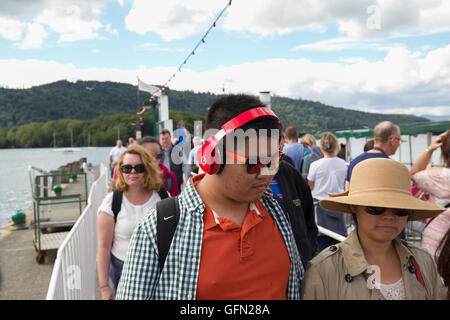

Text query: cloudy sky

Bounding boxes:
[0,0,449,118]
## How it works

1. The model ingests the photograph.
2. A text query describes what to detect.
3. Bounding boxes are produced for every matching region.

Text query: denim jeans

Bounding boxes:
[109,254,124,293]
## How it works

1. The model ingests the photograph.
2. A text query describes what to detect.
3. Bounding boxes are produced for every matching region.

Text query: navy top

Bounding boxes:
[346,152,389,182]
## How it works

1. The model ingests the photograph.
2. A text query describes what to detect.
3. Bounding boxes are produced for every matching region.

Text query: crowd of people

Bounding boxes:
[97,93,449,300]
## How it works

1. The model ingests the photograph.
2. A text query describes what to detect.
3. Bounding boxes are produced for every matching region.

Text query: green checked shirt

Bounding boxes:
[116,176,304,300]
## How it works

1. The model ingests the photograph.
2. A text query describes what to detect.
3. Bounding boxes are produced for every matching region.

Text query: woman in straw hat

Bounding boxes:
[301,158,447,300]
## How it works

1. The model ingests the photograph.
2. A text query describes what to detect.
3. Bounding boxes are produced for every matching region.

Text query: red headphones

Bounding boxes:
[197,107,280,175]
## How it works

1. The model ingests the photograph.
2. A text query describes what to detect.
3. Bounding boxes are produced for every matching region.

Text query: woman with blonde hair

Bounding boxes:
[411,130,450,260]
[301,134,317,147]
[97,144,169,300]
[307,132,347,251]
[300,133,323,178]
[302,158,447,300]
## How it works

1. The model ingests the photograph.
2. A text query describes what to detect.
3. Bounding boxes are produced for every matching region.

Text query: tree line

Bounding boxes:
[0,80,430,148]
[0,110,204,148]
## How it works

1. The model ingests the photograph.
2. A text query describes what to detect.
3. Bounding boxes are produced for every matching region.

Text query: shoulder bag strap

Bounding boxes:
[410,256,428,300]
[111,190,123,223]
[156,196,180,272]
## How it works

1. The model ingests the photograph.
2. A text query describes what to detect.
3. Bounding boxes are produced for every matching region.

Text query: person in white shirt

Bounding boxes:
[110,139,127,166]
[307,132,348,251]
[188,136,202,175]
[97,144,168,300]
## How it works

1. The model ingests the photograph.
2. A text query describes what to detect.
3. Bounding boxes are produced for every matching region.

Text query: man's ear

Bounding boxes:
[349,205,358,214]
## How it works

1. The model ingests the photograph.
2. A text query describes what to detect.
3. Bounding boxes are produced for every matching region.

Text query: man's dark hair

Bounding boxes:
[140,136,163,153]
[159,128,171,137]
[285,126,298,140]
[206,94,282,132]
[206,94,282,173]
[363,139,375,152]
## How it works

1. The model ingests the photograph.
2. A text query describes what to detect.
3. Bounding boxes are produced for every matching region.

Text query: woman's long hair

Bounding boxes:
[437,228,450,298]
[115,144,163,192]
[440,129,450,167]
[320,132,340,156]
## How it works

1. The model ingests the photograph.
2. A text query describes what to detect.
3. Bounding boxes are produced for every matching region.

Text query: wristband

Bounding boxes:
[425,148,431,153]
[100,284,110,289]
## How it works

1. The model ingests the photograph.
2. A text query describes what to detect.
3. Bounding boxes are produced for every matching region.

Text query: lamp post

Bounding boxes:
[142,99,158,136]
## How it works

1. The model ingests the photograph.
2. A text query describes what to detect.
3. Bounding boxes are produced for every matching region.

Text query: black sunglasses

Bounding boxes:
[364,206,412,217]
[120,164,146,174]
[224,150,284,174]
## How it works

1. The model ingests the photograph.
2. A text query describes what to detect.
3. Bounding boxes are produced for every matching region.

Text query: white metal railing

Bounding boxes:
[313,201,349,242]
[46,163,108,300]
[317,226,347,242]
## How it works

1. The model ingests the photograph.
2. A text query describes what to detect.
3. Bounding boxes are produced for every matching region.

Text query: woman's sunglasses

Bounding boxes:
[120,164,146,174]
[224,150,284,174]
[364,206,412,217]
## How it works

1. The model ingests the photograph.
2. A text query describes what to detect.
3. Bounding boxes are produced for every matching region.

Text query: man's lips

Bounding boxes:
[253,183,269,191]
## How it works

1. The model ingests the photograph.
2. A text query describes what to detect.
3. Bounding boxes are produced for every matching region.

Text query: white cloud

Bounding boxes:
[0,17,25,41]
[36,6,103,42]
[105,23,119,35]
[122,0,450,41]
[1,45,449,116]
[16,22,48,49]
[293,37,360,51]
[0,0,107,47]
[339,57,368,64]
[138,42,185,52]
[222,0,450,39]
[124,0,226,41]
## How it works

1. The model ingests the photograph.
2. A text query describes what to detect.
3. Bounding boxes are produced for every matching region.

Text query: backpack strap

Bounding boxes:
[156,196,180,273]
[157,187,170,200]
[111,190,123,223]
[410,256,428,300]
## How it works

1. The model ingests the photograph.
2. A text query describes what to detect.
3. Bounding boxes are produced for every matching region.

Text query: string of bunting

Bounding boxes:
[137,0,232,115]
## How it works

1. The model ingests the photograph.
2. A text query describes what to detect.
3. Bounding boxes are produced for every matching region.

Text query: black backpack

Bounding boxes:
[111,189,178,272]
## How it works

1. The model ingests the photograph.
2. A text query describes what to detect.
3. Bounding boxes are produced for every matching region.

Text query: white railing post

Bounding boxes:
[46,172,107,300]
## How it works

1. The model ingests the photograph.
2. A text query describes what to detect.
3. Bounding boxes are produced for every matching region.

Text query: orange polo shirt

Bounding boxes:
[194,179,291,300]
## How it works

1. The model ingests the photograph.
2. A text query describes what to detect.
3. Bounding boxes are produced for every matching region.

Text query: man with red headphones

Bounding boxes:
[117,94,304,300]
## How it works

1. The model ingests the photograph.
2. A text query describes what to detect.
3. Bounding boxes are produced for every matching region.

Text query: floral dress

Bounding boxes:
[413,167,450,260]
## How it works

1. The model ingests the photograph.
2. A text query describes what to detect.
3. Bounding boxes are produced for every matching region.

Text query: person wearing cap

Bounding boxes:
[301,158,447,300]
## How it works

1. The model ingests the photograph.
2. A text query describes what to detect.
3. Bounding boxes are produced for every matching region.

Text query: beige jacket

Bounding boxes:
[301,230,448,300]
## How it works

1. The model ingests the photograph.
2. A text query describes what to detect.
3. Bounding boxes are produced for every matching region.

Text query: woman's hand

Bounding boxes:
[427,132,445,153]
[101,286,115,300]
[411,131,447,178]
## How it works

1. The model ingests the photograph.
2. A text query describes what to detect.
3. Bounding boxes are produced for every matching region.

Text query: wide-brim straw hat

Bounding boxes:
[320,158,445,221]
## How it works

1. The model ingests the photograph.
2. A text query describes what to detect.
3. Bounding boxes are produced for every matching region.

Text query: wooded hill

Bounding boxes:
[0,80,428,148]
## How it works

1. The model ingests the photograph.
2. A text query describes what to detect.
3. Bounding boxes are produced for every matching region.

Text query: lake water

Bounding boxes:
[0,134,443,228]
[0,147,111,227]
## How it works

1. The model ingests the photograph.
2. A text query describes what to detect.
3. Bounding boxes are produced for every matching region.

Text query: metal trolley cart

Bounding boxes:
[28,166,88,264]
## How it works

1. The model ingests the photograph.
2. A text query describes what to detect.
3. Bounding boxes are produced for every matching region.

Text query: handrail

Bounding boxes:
[46,162,108,300]
[317,226,346,242]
